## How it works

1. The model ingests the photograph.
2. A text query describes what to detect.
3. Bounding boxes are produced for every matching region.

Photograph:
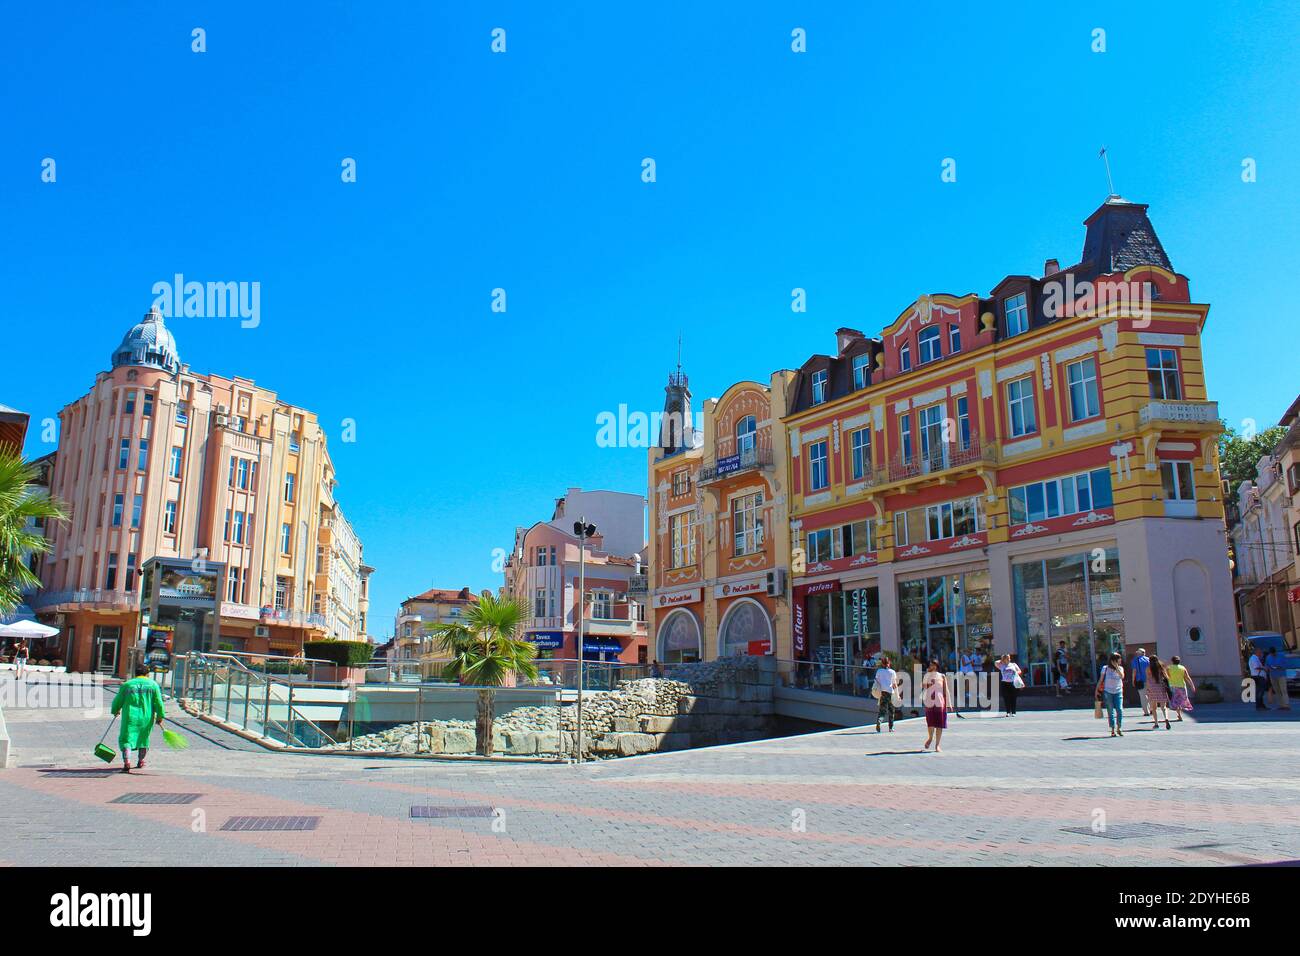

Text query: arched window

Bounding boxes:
[717,598,773,657]
[918,326,942,364]
[736,415,757,459]
[657,609,702,664]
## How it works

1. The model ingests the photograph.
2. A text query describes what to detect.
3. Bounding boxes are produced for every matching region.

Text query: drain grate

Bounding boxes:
[111,792,203,805]
[410,805,496,819]
[39,769,116,778]
[1062,823,1204,841]
[221,815,320,832]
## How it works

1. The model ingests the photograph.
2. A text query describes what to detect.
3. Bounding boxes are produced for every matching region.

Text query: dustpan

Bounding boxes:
[93,717,118,763]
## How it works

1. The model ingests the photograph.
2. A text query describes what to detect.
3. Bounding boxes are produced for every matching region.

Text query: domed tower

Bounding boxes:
[110,307,182,375]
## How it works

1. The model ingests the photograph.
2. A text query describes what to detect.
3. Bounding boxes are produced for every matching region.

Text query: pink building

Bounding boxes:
[503,488,648,663]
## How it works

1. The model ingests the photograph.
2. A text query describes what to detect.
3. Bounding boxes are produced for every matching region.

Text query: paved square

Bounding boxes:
[2,679,1297,867]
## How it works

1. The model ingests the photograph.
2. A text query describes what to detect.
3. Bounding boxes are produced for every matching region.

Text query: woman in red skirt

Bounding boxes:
[922,659,950,753]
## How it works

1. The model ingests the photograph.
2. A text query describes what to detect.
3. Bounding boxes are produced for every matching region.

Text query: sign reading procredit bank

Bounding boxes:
[714,578,765,599]
[653,588,701,609]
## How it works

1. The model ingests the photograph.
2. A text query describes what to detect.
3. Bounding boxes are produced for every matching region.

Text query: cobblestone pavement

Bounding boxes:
[2,676,1297,866]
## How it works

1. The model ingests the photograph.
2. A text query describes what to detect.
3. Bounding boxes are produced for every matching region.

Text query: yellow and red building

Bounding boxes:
[649,196,1241,692]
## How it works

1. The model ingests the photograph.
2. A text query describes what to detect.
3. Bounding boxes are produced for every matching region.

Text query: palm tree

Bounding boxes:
[427,592,539,756]
[0,450,67,616]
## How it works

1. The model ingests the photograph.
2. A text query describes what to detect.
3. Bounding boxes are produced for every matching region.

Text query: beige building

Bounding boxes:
[34,307,363,674]
[394,586,477,678]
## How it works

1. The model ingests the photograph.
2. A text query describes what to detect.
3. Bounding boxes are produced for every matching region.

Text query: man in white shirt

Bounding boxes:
[1248,649,1269,711]
[874,656,900,734]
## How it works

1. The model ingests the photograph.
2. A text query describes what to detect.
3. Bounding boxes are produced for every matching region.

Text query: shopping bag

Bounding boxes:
[1093,698,1104,719]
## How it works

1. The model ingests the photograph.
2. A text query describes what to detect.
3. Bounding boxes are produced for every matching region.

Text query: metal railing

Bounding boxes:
[884,433,997,484]
[27,588,136,610]
[168,651,572,759]
[699,447,773,484]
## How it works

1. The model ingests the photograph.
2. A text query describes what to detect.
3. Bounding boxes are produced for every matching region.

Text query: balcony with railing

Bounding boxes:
[880,433,998,486]
[1138,399,1220,429]
[699,447,773,485]
[27,589,137,611]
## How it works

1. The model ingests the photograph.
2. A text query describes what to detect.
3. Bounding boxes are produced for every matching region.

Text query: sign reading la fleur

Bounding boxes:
[653,588,701,609]
[714,577,765,599]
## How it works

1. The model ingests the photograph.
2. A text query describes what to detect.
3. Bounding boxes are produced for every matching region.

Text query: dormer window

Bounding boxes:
[949,325,961,353]
[918,326,942,364]
[852,353,871,390]
[900,343,912,372]
[1005,293,1029,336]
[811,369,828,405]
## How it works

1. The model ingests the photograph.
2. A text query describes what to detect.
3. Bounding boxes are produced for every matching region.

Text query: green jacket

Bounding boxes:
[111,676,165,749]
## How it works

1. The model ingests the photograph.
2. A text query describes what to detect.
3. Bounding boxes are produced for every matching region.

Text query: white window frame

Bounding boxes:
[809,440,829,491]
[732,491,765,555]
[1006,376,1037,437]
[811,369,828,405]
[1146,347,1181,400]
[850,428,871,480]
[1065,357,1101,421]
[852,353,871,390]
[918,325,942,364]
[1005,292,1029,336]
[1160,460,1196,501]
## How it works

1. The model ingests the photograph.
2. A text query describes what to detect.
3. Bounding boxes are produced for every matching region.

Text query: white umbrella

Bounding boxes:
[0,620,60,639]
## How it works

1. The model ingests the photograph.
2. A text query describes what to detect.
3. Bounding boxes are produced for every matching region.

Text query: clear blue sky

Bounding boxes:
[4,1,1297,636]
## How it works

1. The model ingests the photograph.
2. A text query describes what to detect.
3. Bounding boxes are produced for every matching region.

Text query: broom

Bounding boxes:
[160,719,189,751]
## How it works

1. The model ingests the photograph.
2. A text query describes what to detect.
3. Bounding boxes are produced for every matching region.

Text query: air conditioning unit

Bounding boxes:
[255,625,270,638]
[215,414,229,427]
[765,569,786,597]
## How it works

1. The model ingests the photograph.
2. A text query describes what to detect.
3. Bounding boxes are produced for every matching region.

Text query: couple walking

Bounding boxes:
[873,656,951,752]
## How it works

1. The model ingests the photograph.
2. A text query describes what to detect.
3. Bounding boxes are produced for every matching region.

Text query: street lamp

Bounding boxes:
[573,517,597,762]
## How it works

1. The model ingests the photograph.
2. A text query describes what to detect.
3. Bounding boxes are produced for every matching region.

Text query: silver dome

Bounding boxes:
[111,308,182,375]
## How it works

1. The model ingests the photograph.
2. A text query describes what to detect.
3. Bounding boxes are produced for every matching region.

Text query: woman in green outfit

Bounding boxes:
[110,663,166,773]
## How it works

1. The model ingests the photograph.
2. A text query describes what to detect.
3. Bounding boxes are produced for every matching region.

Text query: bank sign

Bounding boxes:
[714,578,765,599]
[653,588,701,609]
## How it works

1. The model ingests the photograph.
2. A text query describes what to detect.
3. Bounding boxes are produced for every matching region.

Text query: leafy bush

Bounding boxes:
[303,640,373,667]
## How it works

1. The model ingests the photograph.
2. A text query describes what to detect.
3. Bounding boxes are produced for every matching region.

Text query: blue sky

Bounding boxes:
[4,1,1298,635]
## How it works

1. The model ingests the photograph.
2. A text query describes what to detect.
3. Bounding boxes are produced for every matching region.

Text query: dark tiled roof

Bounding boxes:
[1080,197,1171,276]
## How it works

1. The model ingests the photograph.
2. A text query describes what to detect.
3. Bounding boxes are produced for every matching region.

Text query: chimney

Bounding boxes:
[1043,258,1060,277]
[834,327,864,356]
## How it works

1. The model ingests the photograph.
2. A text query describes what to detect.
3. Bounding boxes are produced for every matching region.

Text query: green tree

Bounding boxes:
[1217,421,1287,496]
[0,450,67,615]
[426,592,539,756]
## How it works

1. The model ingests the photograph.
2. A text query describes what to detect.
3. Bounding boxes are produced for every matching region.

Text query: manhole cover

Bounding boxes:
[410,805,496,819]
[221,815,320,832]
[111,793,203,805]
[38,769,116,778]
[1061,823,1204,841]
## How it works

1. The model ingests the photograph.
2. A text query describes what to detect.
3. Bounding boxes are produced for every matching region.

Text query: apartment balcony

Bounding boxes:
[878,433,998,488]
[582,616,647,638]
[699,447,773,485]
[1137,400,1221,430]
[27,589,138,612]
[260,607,328,630]
[396,612,423,627]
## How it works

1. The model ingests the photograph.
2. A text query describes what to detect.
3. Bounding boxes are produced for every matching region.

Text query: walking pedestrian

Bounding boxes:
[1131,647,1151,716]
[1265,647,1292,711]
[109,663,166,773]
[1165,656,1196,723]
[1054,641,1070,697]
[1146,656,1172,729]
[873,655,900,733]
[1247,646,1269,710]
[922,660,950,752]
[1095,652,1126,737]
[997,654,1024,716]
[13,640,29,680]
